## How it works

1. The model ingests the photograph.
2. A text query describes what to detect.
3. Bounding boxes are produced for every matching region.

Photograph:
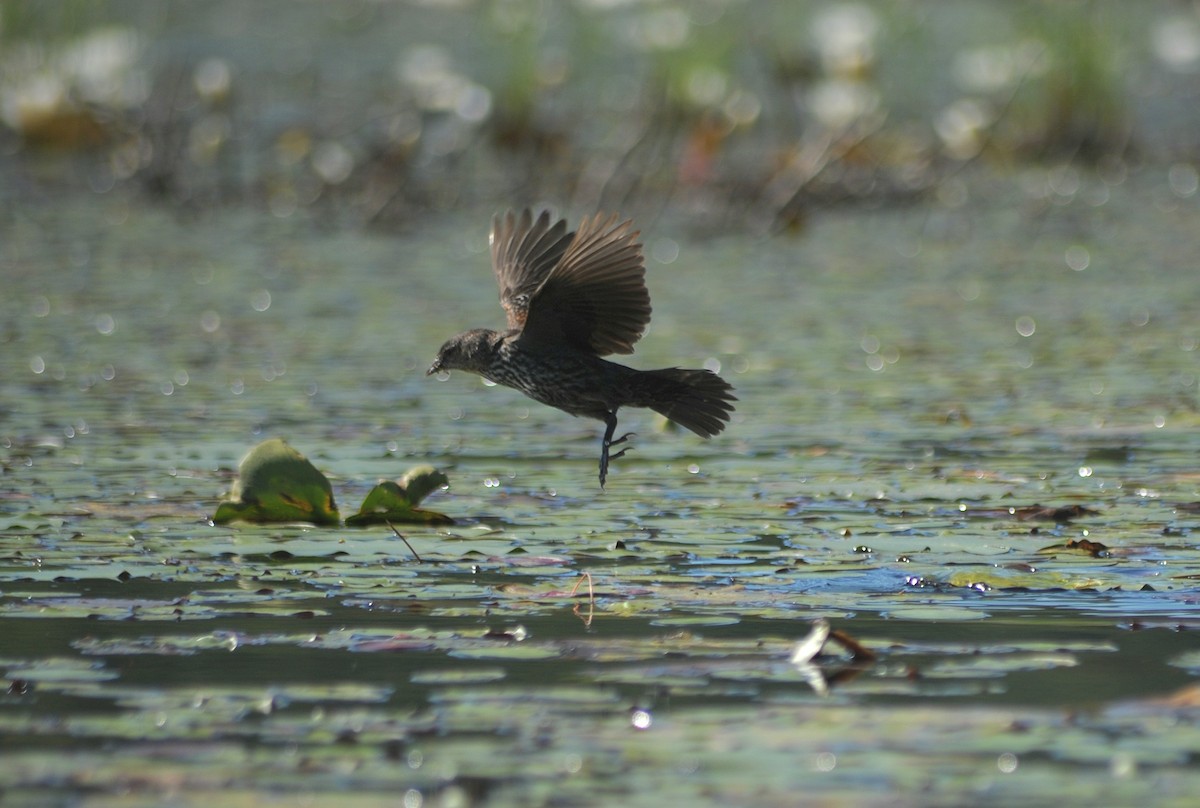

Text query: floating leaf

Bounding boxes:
[345,466,452,526]
[212,439,339,526]
[649,614,741,627]
[2,656,118,684]
[410,667,507,685]
[396,465,449,506]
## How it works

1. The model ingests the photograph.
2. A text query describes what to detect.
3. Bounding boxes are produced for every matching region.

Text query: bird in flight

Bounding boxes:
[428,209,736,487]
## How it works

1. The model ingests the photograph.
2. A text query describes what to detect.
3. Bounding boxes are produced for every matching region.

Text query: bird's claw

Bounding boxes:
[607,431,636,448]
[599,432,636,487]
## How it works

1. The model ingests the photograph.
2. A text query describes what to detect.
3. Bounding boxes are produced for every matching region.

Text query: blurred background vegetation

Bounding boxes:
[2,0,1198,234]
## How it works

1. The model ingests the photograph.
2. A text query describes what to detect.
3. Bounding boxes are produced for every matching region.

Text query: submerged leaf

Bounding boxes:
[212,438,339,526]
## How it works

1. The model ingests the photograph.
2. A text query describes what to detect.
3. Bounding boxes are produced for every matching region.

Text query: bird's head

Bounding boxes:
[427,329,500,376]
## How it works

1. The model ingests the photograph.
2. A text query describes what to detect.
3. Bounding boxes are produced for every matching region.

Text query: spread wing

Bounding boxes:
[490,209,574,331]
[519,212,651,356]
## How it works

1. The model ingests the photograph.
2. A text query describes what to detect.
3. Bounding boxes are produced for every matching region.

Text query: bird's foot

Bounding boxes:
[608,433,636,461]
[599,433,637,488]
[608,431,636,448]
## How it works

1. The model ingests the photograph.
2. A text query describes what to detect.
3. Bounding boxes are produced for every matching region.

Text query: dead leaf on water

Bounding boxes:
[963,504,1101,523]
[1036,538,1110,558]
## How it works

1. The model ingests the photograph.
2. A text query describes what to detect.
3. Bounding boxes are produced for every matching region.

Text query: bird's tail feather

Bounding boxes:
[638,368,736,438]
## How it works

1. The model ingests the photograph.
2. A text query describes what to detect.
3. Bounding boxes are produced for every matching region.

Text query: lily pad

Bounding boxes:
[212,439,339,526]
[345,465,452,526]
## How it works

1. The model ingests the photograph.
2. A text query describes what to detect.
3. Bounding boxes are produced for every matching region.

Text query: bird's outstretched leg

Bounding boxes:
[599,411,636,488]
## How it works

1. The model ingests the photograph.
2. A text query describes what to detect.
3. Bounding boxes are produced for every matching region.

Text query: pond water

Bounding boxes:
[2,167,1200,805]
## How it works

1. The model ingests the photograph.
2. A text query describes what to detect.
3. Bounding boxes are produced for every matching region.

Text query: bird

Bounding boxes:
[427,208,736,487]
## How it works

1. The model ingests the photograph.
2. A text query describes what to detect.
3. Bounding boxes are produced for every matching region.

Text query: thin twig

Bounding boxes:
[385,520,422,563]
[568,571,595,627]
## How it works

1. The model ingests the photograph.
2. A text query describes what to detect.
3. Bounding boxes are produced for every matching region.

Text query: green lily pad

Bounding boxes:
[345,465,452,526]
[212,439,339,526]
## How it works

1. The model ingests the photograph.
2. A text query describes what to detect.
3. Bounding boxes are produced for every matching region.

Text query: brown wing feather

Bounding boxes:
[519,212,651,356]
[489,209,573,331]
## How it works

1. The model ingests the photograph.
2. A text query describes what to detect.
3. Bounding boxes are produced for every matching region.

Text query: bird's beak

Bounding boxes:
[426,359,441,376]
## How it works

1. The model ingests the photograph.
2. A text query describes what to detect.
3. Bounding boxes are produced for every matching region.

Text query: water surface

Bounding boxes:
[2,169,1199,805]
